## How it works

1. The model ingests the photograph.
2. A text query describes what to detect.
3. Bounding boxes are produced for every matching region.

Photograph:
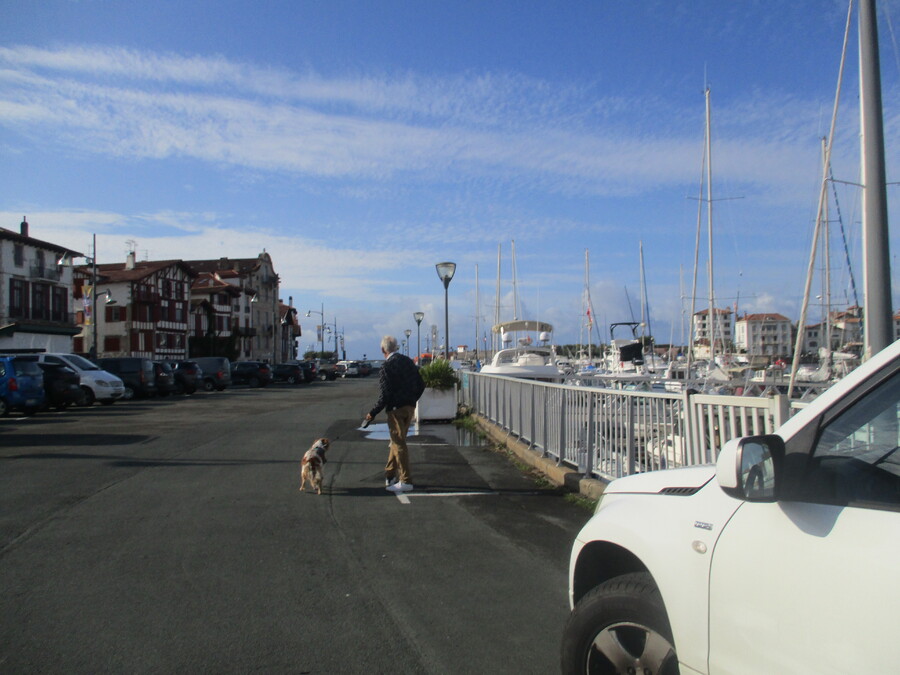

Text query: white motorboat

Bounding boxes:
[479,320,565,381]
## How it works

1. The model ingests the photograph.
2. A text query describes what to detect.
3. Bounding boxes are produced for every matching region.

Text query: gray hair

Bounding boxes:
[381,335,399,354]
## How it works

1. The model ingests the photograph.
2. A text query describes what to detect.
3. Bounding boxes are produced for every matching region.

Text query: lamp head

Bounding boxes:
[435,262,456,286]
[414,311,425,325]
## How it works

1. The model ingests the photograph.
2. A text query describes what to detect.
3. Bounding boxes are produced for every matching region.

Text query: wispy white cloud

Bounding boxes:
[0,44,847,201]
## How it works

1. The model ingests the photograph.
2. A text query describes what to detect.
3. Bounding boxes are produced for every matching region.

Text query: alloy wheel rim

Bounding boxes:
[585,621,678,675]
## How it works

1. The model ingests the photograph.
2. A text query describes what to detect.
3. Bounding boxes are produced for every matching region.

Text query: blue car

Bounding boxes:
[0,355,46,416]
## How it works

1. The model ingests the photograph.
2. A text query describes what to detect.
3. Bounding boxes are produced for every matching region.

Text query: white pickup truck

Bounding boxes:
[562,340,900,674]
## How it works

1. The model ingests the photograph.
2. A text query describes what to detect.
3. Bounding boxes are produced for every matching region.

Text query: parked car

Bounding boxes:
[338,360,361,377]
[298,360,317,383]
[36,353,124,405]
[273,363,305,385]
[561,339,900,674]
[168,360,203,395]
[152,361,177,396]
[358,361,372,377]
[0,355,46,416]
[192,357,232,391]
[35,361,85,409]
[96,357,157,399]
[230,361,273,387]
[314,359,338,381]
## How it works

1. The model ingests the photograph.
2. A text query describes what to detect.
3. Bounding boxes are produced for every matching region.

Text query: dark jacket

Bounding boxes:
[369,352,425,417]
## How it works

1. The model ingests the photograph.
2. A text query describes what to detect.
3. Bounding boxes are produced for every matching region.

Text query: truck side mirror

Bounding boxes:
[716,434,785,502]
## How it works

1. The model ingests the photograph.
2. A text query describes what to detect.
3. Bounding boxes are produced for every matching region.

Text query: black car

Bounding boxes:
[96,357,157,399]
[152,361,177,396]
[298,360,317,383]
[230,361,273,387]
[37,362,85,409]
[273,363,304,385]
[168,360,203,395]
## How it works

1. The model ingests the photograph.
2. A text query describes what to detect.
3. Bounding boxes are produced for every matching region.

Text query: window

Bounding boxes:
[51,286,68,322]
[795,371,900,510]
[9,279,28,318]
[13,244,24,267]
[33,283,49,320]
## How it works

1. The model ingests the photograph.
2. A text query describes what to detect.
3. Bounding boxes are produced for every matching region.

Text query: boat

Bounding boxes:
[479,320,566,381]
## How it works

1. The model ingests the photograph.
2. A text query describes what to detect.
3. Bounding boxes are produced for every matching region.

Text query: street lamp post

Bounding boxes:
[413,312,424,364]
[435,262,456,360]
[306,303,324,359]
[404,328,411,356]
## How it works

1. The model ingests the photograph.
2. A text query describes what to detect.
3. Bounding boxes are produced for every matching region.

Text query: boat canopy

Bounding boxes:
[491,320,553,334]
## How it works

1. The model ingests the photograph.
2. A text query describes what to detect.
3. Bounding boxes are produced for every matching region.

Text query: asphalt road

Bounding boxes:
[0,378,593,673]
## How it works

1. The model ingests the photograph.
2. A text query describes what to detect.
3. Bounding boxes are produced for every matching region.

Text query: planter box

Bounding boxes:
[415,388,458,423]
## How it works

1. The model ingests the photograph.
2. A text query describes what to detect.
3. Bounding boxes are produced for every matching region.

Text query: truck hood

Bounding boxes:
[604,465,715,495]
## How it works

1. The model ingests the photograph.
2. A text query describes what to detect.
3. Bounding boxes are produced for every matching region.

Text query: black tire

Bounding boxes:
[287,375,297,385]
[203,379,216,392]
[80,386,96,406]
[560,572,679,675]
[122,387,135,400]
[0,398,8,417]
[248,376,260,387]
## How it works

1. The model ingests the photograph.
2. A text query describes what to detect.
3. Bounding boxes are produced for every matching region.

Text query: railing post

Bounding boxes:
[584,391,595,476]
[770,394,790,430]
[681,388,696,465]
[557,391,566,464]
[625,395,636,475]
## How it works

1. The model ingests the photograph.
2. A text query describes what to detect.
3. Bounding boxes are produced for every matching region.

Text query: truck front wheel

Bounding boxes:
[560,572,679,675]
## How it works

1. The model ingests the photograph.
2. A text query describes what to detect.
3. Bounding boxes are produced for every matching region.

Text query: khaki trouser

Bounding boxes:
[385,405,415,483]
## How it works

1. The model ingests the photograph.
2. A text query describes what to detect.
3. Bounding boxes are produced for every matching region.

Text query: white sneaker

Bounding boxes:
[385,476,398,487]
[386,481,414,493]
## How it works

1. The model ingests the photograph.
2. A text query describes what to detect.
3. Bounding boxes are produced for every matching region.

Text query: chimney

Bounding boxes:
[20,216,28,237]
[126,251,136,269]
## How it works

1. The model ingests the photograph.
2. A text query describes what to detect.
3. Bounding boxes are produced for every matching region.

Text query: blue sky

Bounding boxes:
[2,0,898,360]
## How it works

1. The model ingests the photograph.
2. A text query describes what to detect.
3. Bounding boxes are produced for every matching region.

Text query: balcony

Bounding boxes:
[30,265,61,282]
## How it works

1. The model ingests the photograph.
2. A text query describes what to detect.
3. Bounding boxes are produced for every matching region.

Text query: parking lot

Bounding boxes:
[1,376,592,673]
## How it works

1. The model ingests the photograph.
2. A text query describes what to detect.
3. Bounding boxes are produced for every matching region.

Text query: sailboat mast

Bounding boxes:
[705,87,717,366]
[494,244,501,353]
[475,263,480,364]
[823,139,833,360]
[511,239,519,321]
[859,0,893,357]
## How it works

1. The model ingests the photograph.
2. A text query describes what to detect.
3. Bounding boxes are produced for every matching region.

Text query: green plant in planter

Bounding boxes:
[418,359,459,391]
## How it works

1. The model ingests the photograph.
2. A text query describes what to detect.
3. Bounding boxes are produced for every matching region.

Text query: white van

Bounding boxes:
[37,353,125,405]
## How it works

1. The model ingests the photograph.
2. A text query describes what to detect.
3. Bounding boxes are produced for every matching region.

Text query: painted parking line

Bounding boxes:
[394,490,498,504]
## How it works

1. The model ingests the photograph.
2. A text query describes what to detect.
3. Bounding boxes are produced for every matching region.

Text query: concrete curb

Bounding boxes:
[472,414,607,501]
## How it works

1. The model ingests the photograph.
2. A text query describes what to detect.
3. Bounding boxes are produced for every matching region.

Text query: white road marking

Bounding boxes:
[394,490,499,504]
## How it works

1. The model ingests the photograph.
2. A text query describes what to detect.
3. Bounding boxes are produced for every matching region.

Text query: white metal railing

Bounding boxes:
[460,372,795,481]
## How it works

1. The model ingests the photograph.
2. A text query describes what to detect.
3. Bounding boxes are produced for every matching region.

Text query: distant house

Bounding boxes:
[189,271,245,360]
[735,313,793,361]
[0,218,82,352]
[691,308,733,359]
[74,252,196,360]
[183,253,292,362]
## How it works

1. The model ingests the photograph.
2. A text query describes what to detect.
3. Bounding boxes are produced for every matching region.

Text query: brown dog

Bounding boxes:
[300,437,330,494]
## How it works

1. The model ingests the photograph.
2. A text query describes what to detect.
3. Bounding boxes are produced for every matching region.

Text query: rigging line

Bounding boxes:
[790,0,853,397]
[883,0,900,77]
[828,162,861,308]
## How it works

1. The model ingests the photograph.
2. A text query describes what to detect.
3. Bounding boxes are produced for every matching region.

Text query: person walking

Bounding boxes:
[365,335,425,493]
